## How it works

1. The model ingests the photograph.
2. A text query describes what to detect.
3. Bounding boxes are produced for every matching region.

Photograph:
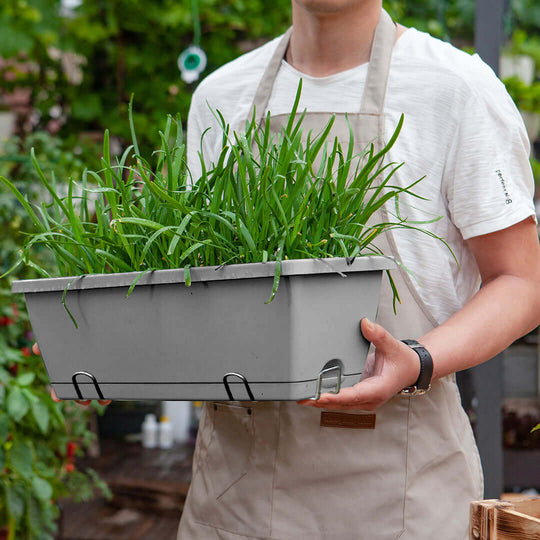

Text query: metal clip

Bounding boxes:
[223,372,255,401]
[71,371,105,400]
[399,384,432,397]
[309,365,342,401]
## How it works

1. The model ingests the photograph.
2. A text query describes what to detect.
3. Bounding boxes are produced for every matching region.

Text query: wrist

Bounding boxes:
[399,339,433,396]
[400,342,421,387]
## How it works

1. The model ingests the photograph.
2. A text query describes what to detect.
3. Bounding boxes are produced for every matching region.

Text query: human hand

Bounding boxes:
[32,343,112,406]
[298,319,420,411]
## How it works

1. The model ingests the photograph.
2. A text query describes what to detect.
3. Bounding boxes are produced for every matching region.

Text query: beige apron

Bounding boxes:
[178,10,483,540]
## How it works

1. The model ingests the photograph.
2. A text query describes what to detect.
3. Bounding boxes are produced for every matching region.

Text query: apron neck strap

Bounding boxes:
[249,27,293,125]
[360,9,396,115]
[248,9,396,124]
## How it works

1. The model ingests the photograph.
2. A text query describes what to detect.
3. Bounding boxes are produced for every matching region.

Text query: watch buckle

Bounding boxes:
[399,384,432,397]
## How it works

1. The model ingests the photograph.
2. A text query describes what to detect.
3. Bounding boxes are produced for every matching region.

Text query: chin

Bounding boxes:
[293,0,373,14]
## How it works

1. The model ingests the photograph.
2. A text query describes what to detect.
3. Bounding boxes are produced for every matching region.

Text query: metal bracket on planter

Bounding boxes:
[310,365,342,401]
[72,371,105,400]
[223,372,255,401]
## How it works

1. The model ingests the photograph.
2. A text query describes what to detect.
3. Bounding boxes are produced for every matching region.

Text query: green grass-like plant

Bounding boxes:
[1,84,447,311]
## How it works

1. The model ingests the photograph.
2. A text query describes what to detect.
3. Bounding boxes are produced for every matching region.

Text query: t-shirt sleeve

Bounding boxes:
[444,79,536,240]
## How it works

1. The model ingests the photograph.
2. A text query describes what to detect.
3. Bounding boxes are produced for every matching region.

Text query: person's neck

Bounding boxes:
[286,2,403,77]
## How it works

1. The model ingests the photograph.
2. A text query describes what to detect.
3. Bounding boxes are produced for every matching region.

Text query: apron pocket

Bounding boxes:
[270,400,410,540]
[189,401,278,538]
[205,402,254,499]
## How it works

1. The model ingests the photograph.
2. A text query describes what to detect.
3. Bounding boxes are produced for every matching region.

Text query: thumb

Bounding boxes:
[360,318,399,353]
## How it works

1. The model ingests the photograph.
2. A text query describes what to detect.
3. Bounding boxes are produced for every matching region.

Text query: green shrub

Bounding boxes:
[0,133,110,540]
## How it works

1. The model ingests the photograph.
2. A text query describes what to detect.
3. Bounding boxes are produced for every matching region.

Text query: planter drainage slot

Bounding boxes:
[310,365,342,401]
[223,372,255,401]
[72,371,105,400]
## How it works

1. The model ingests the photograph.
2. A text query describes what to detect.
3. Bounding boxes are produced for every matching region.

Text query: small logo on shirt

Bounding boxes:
[496,169,512,205]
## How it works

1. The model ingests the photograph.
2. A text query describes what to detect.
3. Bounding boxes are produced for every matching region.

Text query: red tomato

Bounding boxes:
[66,442,78,458]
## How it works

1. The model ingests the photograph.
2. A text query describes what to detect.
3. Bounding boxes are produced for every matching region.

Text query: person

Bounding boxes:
[173,2,540,540]
[41,1,539,538]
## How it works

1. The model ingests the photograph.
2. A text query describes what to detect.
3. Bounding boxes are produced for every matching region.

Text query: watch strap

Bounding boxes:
[400,339,433,396]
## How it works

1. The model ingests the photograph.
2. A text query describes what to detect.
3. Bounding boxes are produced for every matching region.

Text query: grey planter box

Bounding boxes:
[12,256,395,401]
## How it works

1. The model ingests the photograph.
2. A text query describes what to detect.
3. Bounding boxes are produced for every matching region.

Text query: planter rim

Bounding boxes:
[11,255,396,293]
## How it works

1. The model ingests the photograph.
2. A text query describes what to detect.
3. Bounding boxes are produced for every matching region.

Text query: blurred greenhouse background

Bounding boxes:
[0,1,539,539]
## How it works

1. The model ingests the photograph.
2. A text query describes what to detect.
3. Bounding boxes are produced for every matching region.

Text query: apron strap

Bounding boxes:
[360,9,396,115]
[249,27,293,125]
[248,9,397,124]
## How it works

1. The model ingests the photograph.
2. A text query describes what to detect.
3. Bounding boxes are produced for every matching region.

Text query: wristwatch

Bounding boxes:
[399,339,433,396]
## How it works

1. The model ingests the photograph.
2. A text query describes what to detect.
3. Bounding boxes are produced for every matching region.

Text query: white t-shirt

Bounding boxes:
[186,27,536,325]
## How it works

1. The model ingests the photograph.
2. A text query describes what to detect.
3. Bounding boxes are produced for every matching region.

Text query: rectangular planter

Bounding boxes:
[12,256,395,401]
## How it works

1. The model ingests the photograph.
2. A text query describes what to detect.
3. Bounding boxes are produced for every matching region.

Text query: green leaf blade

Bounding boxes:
[7,387,30,422]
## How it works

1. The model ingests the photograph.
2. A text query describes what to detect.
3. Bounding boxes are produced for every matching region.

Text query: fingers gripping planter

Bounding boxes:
[12,256,394,401]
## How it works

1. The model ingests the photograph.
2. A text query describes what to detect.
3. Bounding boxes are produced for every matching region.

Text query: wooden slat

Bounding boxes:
[471,498,540,540]
[510,500,540,520]
[470,500,505,540]
[495,508,540,539]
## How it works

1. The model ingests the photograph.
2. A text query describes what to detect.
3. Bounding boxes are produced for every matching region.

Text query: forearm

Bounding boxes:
[302,220,540,410]
[420,273,540,381]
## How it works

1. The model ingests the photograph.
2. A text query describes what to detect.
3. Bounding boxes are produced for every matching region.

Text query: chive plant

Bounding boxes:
[1,85,448,307]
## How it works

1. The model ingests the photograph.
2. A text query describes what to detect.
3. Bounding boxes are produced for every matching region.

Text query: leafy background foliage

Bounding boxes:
[0,0,538,151]
[0,0,539,537]
[1,1,538,160]
[0,0,292,151]
[0,134,111,539]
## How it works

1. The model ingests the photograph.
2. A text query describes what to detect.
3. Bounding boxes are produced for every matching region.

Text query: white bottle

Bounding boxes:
[159,415,174,449]
[142,414,158,448]
[162,401,191,443]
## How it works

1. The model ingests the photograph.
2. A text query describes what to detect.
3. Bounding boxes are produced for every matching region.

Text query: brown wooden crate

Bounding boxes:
[495,507,540,540]
[470,498,540,539]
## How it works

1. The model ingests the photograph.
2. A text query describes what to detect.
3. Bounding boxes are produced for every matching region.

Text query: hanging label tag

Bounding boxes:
[320,411,376,429]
